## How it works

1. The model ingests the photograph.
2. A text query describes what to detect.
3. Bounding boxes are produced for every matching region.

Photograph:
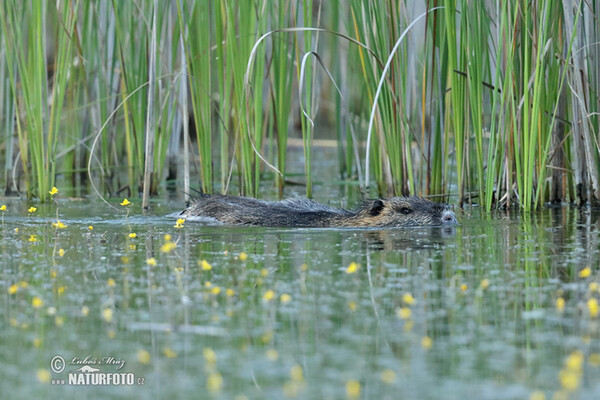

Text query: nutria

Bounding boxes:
[179,194,457,227]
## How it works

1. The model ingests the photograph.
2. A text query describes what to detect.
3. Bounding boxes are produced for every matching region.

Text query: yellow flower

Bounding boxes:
[81,306,90,317]
[107,278,116,287]
[345,262,360,274]
[57,286,66,295]
[128,232,137,238]
[226,288,235,297]
[403,293,416,305]
[137,349,151,365]
[260,268,269,277]
[52,220,67,229]
[31,296,44,308]
[146,257,157,266]
[211,287,221,295]
[421,336,433,350]
[559,369,580,391]
[49,187,58,195]
[263,289,275,301]
[28,207,37,213]
[346,380,361,399]
[529,390,546,400]
[8,284,18,294]
[556,297,565,312]
[460,283,468,292]
[203,347,217,364]
[396,307,411,319]
[565,351,584,372]
[199,259,212,271]
[579,267,592,278]
[58,248,65,257]
[102,308,113,322]
[207,372,223,392]
[266,349,279,361]
[280,293,292,304]
[588,298,599,318]
[120,199,131,206]
[88,225,94,230]
[163,347,177,358]
[380,369,396,384]
[239,252,248,262]
[290,365,304,382]
[348,301,357,311]
[174,218,185,228]
[28,235,37,242]
[37,369,51,383]
[0,205,6,211]
[480,279,490,289]
[160,241,176,253]
[164,234,172,241]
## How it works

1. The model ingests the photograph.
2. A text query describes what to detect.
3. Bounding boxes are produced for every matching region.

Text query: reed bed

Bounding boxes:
[0,0,598,210]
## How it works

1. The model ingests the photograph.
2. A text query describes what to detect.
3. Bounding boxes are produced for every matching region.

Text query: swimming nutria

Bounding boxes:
[179,194,457,227]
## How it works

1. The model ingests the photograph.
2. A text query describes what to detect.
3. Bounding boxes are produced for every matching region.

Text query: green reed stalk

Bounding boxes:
[178,0,212,193]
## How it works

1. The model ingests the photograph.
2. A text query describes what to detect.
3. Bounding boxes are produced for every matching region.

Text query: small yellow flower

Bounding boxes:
[348,301,357,311]
[559,369,580,391]
[565,351,584,372]
[28,234,37,242]
[579,267,592,278]
[207,372,223,392]
[88,225,94,230]
[226,288,235,297]
[32,296,43,308]
[480,279,490,289]
[290,365,304,382]
[0,205,6,211]
[174,218,185,228]
[107,278,116,287]
[49,187,58,196]
[160,241,176,253]
[588,298,599,318]
[52,221,67,229]
[146,257,157,266]
[239,252,248,262]
[590,282,599,292]
[163,347,177,358]
[58,248,65,257]
[345,262,360,274]
[556,297,565,312]
[421,336,433,350]
[260,268,269,277]
[346,380,361,399]
[211,287,221,295]
[381,369,396,384]
[37,369,51,383]
[8,284,18,294]
[403,293,416,305]
[280,293,292,304]
[203,347,217,364]
[28,207,37,213]
[529,390,546,400]
[204,281,212,288]
[137,349,151,365]
[396,307,411,319]
[102,307,113,322]
[263,289,275,301]
[81,306,90,317]
[460,283,468,292]
[19,281,28,288]
[164,234,172,241]
[33,337,42,347]
[266,349,279,361]
[120,199,131,206]
[199,259,212,271]
[128,232,137,238]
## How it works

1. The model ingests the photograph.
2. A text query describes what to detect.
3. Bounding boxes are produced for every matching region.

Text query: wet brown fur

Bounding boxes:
[180,194,457,228]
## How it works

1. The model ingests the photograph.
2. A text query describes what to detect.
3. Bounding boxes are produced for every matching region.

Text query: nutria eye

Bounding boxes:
[400,207,412,215]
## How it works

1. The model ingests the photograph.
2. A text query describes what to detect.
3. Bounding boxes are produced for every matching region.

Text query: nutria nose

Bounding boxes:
[442,210,458,225]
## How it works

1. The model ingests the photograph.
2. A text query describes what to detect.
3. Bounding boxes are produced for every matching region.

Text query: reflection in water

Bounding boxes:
[2,201,600,399]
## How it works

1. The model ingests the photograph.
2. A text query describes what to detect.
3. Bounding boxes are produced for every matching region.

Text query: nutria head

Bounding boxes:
[354,196,457,227]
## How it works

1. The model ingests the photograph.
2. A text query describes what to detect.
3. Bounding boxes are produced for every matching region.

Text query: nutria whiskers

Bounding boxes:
[179,194,457,228]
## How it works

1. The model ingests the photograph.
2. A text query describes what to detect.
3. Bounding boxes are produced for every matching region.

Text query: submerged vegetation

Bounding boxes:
[0,1,599,210]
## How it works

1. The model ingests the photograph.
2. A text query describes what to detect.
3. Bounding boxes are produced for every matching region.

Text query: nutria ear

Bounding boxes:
[369,199,385,216]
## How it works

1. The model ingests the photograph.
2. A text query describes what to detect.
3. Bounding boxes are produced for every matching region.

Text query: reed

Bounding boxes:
[0,1,599,209]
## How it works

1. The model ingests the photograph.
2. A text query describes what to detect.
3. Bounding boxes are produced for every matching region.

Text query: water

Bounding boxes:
[2,198,600,399]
